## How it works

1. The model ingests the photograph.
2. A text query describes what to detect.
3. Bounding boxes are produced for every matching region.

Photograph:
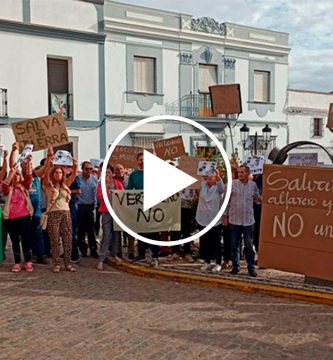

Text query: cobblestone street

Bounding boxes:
[1,258,333,360]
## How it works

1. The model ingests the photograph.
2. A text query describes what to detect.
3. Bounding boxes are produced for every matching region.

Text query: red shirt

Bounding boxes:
[97,180,124,213]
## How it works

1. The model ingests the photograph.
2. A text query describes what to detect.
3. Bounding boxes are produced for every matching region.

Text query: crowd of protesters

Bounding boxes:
[0,143,262,277]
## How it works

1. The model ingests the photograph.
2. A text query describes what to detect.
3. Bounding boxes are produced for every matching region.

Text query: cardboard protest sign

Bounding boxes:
[178,156,205,189]
[15,144,33,167]
[112,190,181,232]
[197,160,217,176]
[259,164,333,281]
[53,150,73,166]
[109,146,152,168]
[153,136,186,160]
[327,103,333,133]
[288,153,318,167]
[243,156,265,175]
[12,114,69,151]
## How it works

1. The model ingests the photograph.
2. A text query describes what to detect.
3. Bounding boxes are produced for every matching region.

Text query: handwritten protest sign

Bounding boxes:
[153,136,186,160]
[109,146,152,168]
[243,156,265,175]
[12,114,69,151]
[178,156,205,189]
[259,164,333,281]
[112,190,181,232]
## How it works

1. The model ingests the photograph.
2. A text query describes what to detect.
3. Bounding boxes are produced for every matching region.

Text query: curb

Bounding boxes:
[112,261,333,306]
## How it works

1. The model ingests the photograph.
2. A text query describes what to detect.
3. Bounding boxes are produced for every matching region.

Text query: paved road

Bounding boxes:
[1,259,333,360]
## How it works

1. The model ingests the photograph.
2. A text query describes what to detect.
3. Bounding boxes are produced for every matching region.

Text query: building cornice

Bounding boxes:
[104,18,290,56]
[0,20,106,44]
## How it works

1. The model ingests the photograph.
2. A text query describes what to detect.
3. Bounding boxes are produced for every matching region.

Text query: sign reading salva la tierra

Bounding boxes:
[109,146,151,168]
[12,114,69,151]
[259,164,333,281]
[112,190,181,232]
[153,136,186,160]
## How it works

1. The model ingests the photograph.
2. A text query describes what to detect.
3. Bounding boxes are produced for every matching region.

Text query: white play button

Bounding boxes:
[143,150,197,211]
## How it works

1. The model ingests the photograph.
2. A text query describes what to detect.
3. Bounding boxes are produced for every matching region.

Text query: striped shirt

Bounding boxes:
[226,179,260,226]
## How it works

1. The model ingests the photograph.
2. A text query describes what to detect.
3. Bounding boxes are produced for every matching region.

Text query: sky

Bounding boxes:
[116,0,333,92]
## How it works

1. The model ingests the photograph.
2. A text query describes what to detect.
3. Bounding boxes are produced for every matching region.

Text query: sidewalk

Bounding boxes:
[112,255,333,306]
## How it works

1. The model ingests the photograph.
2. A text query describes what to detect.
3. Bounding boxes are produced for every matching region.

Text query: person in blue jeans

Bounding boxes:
[224,165,262,277]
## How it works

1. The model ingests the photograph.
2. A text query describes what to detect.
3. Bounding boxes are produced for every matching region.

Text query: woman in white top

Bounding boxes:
[196,169,225,273]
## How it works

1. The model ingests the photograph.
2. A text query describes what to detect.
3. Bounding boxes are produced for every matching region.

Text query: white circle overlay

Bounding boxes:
[101,115,232,247]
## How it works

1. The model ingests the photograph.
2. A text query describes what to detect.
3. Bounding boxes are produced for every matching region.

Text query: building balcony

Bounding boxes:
[166,93,214,118]
[0,89,8,117]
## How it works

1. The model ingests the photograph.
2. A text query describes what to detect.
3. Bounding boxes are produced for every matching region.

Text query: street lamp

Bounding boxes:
[240,123,272,155]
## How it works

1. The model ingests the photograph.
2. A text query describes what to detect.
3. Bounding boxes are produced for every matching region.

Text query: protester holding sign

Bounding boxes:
[196,170,225,273]
[126,152,160,266]
[224,165,261,277]
[43,153,78,273]
[96,165,124,271]
[2,157,34,273]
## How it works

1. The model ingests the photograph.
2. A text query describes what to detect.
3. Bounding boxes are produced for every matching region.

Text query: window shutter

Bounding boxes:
[199,64,217,93]
[310,118,314,137]
[134,57,155,93]
[254,71,269,102]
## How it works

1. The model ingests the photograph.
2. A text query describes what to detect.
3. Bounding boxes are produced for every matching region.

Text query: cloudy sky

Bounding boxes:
[116,0,333,92]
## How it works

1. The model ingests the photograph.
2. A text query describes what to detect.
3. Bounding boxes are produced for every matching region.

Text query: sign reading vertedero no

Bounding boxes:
[112,190,181,232]
[12,114,69,151]
[259,164,333,281]
[153,135,186,160]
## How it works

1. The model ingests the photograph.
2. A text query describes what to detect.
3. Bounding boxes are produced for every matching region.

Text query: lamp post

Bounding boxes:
[240,123,272,155]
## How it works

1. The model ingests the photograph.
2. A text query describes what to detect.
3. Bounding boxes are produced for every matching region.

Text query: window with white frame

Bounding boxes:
[134,56,156,94]
[199,64,217,93]
[312,118,324,137]
[254,70,270,102]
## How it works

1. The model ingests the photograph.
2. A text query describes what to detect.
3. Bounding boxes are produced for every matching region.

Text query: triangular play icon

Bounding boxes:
[143,150,197,211]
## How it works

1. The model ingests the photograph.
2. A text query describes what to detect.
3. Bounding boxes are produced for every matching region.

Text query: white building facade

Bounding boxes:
[0,0,298,163]
[0,0,105,163]
[104,1,290,160]
[286,89,333,165]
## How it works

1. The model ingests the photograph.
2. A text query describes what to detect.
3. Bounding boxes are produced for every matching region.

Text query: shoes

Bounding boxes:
[71,258,80,264]
[132,256,145,263]
[97,262,104,271]
[185,254,194,263]
[36,256,49,265]
[150,258,159,268]
[11,264,22,273]
[211,264,222,273]
[90,250,99,259]
[200,262,210,271]
[128,253,134,260]
[249,269,258,277]
[230,267,240,275]
[114,256,123,265]
[222,261,231,270]
[197,259,205,264]
[24,262,34,272]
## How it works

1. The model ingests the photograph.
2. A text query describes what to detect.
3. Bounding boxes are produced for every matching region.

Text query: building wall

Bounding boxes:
[287,90,333,165]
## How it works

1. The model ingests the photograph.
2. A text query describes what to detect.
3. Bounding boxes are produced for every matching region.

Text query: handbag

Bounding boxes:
[40,198,57,230]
